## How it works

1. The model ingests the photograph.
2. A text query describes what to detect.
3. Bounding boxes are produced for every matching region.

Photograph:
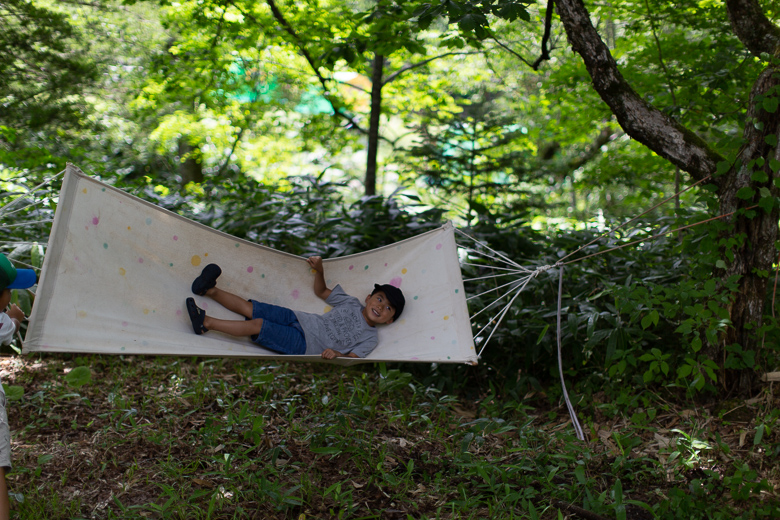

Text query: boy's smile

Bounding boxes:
[362,291,395,326]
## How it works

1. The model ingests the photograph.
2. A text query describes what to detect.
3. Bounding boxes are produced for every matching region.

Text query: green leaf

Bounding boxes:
[37,454,54,465]
[613,478,623,504]
[457,14,481,32]
[751,170,768,182]
[754,424,765,445]
[759,194,775,212]
[736,186,755,200]
[641,310,659,330]
[574,465,586,485]
[2,385,24,401]
[765,134,778,147]
[763,96,779,113]
[64,366,92,388]
[497,3,530,22]
[716,161,732,176]
[536,324,549,345]
[770,159,780,173]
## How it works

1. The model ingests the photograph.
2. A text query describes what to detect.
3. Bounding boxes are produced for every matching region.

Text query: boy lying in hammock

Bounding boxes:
[185,256,405,359]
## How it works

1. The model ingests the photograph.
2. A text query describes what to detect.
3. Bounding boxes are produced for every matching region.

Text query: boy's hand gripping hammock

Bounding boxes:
[24,165,478,365]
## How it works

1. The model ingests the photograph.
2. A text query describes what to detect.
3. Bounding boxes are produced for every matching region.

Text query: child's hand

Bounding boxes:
[6,304,24,322]
[307,256,324,273]
[321,348,340,359]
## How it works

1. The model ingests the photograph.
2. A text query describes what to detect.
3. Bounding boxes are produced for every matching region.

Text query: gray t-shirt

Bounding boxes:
[294,284,378,357]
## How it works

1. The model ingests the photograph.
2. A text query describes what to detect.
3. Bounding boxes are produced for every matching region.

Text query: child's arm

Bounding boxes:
[5,304,24,333]
[307,256,332,300]
[321,348,359,359]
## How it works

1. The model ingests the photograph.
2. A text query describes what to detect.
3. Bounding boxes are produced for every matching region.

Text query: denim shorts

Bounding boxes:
[248,300,307,355]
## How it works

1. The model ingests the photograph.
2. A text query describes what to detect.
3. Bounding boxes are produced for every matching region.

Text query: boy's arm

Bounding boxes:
[307,256,332,300]
[321,348,359,360]
[5,304,24,333]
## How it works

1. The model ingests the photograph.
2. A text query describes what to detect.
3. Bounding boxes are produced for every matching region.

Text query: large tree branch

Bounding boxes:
[553,0,724,182]
[725,0,780,57]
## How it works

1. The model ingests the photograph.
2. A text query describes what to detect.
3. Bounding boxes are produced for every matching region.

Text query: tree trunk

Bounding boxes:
[365,53,384,196]
[554,0,780,393]
[178,137,203,185]
[715,65,780,391]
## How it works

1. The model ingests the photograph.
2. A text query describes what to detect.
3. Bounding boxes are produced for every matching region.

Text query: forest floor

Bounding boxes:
[1,354,778,519]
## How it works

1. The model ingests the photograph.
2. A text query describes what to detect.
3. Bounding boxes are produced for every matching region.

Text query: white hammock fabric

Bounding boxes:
[24,164,477,365]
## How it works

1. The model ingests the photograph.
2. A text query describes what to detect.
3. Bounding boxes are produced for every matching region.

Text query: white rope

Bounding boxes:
[463,271,530,283]
[1,220,53,228]
[466,276,535,302]
[455,228,524,269]
[7,259,40,271]
[0,170,63,218]
[0,241,42,247]
[556,266,585,441]
[471,264,556,356]
[458,247,528,270]
[460,262,532,273]
[476,282,528,357]
[469,278,529,321]
[0,198,50,219]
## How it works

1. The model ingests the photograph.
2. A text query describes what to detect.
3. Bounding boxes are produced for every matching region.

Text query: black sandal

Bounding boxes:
[186,297,208,335]
[191,263,222,295]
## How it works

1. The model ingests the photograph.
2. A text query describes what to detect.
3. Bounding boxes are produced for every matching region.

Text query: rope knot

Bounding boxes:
[536,262,561,274]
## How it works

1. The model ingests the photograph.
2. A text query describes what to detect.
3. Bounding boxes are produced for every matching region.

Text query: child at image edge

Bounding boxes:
[0,254,37,520]
[185,256,405,359]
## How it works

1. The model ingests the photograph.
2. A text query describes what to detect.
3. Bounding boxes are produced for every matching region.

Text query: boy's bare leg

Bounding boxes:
[204,316,264,338]
[0,467,9,520]
[205,287,254,318]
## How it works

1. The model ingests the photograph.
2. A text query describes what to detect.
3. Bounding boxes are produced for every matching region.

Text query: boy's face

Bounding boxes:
[0,289,10,310]
[363,291,396,326]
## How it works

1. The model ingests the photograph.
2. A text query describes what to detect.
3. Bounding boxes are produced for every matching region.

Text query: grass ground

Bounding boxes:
[1,354,778,519]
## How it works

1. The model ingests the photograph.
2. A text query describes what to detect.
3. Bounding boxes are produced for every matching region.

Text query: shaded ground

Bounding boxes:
[1,354,778,519]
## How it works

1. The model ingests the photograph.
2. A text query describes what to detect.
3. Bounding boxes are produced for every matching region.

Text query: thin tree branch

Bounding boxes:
[217,127,245,176]
[531,0,555,70]
[261,0,368,135]
[382,51,482,86]
[489,37,533,68]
